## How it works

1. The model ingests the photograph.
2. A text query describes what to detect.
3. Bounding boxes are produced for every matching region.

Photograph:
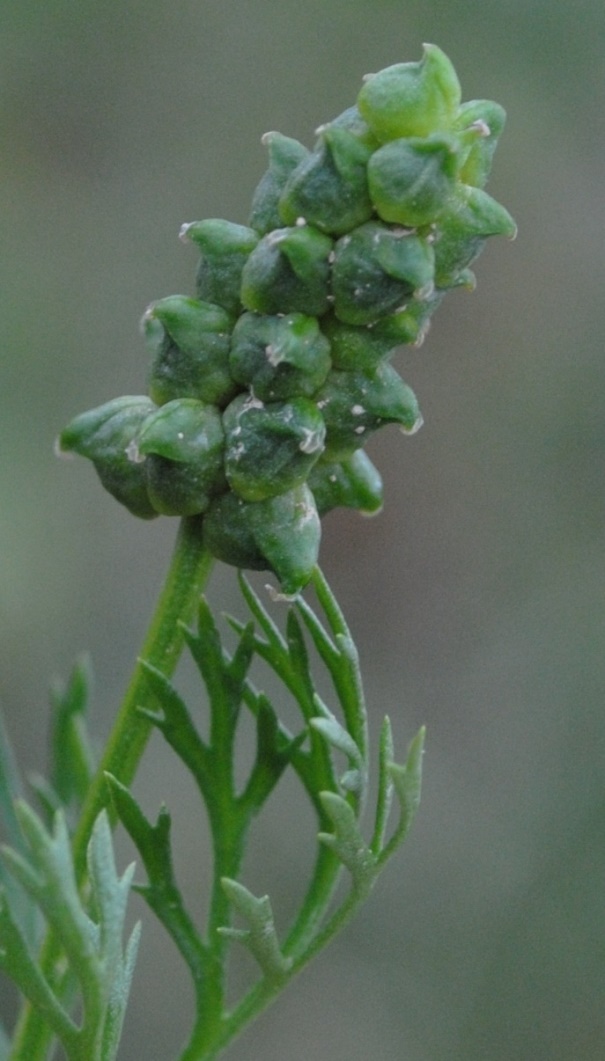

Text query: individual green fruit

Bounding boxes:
[223,394,326,502]
[203,482,321,595]
[309,450,383,515]
[433,184,517,287]
[316,363,422,459]
[136,398,226,516]
[357,43,461,141]
[331,222,435,326]
[370,291,445,347]
[278,125,374,236]
[455,99,507,188]
[144,296,237,408]
[325,105,381,150]
[320,313,403,371]
[202,490,267,570]
[240,224,333,317]
[180,219,259,316]
[229,311,331,401]
[249,132,310,235]
[367,135,459,227]
[58,396,158,519]
[247,483,321,595]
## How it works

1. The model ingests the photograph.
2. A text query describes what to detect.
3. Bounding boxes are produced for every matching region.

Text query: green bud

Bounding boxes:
[240,224,333,317]
[279,126,374,236]
[309,450,383,516]
[223,394,326,502]
[203,483,321,595]
[59,396,158,519]
[368,135,459,227]
[315,363,422,460]
[357,43,461,141]
[433,184,517,287]
[249,132,310,235]
[455,100,507,188]
[247,483,320,595]
[136,398,226,516]
[144,296,237,408]
[180,219,259,316]
[331,222,435,326]
[229,311,331,400]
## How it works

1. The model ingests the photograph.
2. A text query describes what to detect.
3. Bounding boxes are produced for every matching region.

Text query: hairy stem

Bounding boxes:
[9,516,214,1061]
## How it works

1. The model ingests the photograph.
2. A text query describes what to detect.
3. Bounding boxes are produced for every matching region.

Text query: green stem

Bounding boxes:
[9,516,214,1061]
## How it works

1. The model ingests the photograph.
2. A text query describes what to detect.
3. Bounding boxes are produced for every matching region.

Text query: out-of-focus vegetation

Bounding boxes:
[1,1,604,1058]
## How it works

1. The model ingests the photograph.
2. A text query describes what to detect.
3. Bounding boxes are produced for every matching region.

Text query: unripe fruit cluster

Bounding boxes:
[60,45,515,595]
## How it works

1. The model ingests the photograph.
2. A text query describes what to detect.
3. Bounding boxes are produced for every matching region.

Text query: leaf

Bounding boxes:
[0,885,77,1046]
[377,725,426,866]
[49,655,96,815]
[0,713,40,948]
[219,878,290,980]
[137,662,211,784]
[106,775,207,980]
[370,716,395,855]
[310,699,365,796]
[0,804,139,1060]
[318,791,375,894]
[387,725,425,842]
[241,697,307,811]
[101,920,141,1061]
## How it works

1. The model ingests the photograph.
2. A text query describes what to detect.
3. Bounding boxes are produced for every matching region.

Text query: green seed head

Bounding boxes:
[60,45,514,592]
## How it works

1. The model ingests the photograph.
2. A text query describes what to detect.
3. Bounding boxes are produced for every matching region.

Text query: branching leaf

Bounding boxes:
[297,575,368,764]
[183,597,249,727]
[219,878,291,981]
[377,725,426,865]
[387,726,425,840]
[137,662,211,784]
[318,791,375,894]
[106,774,208,980]
[0,805,139,1061]
[241,697,306,811]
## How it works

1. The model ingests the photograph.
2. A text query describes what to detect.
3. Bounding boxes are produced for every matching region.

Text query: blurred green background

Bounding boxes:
[1,0,604,1058]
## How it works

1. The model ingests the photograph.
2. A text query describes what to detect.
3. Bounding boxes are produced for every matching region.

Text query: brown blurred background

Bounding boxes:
[1,0,604,1057]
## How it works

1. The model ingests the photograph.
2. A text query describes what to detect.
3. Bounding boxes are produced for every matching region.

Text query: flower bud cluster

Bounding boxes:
[60,45,515,595]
